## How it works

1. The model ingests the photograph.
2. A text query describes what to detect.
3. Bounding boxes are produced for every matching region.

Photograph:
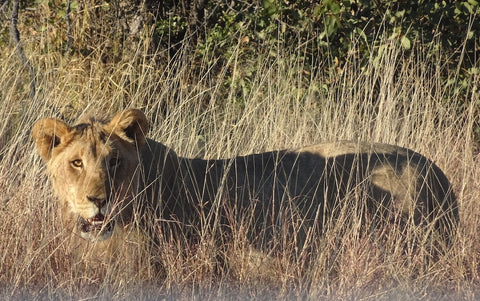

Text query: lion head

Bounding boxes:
[32,109,149,242]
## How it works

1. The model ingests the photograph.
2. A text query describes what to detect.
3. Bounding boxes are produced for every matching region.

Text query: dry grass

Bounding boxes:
[0,33,479,300]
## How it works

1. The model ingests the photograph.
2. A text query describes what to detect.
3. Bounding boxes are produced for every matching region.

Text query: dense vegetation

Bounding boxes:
[6,1,480,120]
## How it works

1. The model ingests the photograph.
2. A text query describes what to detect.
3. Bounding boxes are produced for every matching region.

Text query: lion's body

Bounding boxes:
[144,139,458,249]
[32,109,458,259]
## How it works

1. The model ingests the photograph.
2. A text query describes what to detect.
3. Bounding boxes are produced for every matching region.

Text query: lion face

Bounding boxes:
[33,109,149,242]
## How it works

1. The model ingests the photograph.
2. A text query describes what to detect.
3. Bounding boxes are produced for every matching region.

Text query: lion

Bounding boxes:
[32,108,458,259]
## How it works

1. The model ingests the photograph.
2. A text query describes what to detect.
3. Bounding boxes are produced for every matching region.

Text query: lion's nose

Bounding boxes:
[87,196,106,209]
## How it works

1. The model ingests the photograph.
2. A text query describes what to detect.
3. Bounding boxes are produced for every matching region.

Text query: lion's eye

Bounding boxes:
[71,159,83,168]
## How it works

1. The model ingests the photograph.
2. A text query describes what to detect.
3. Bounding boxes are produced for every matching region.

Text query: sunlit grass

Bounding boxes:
[0,32,477,300]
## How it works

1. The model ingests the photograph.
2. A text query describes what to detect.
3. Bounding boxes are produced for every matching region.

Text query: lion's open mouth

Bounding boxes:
[77,213,115,241]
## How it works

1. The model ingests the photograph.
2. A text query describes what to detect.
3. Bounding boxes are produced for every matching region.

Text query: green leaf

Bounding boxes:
[400,35,411,49]
[70,1,79,10]
[464,2,474,13]
[467,0,479,6]
[469,67,479,75]
[467,30,474,39]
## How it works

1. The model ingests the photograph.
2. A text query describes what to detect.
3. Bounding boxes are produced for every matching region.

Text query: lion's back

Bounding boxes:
[223,141,457,245]
[140,139,458,247]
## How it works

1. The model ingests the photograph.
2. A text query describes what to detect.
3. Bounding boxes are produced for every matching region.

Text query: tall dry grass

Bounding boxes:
[0,33,478,300]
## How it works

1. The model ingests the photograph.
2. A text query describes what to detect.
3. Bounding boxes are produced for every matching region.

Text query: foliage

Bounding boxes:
[2,0,479,137]
[153,0,479,64]
[6,0,479,79]
[146,0,479,121]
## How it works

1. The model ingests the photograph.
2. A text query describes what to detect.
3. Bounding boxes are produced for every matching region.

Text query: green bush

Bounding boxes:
[4,0,480,138]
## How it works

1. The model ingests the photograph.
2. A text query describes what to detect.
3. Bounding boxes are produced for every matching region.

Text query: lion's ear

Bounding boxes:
[108,109,149,148]
[32,118,72,161]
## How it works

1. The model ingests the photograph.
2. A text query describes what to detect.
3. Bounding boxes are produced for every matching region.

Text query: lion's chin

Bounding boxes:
[77,214,115,242]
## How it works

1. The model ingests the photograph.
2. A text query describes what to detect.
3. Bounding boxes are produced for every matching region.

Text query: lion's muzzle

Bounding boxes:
[78,213,115,241]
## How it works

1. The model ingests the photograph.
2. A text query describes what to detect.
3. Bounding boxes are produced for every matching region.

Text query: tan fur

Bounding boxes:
[33,109,148,243]
[33,109,458,260]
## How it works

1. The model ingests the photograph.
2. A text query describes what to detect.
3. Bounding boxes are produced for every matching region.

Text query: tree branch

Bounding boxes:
[0,0,10,18]
[64,0,73,54]
[10,0,36,98]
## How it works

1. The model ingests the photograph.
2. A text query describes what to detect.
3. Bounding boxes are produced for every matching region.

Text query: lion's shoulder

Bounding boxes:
[291,140,410,158]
